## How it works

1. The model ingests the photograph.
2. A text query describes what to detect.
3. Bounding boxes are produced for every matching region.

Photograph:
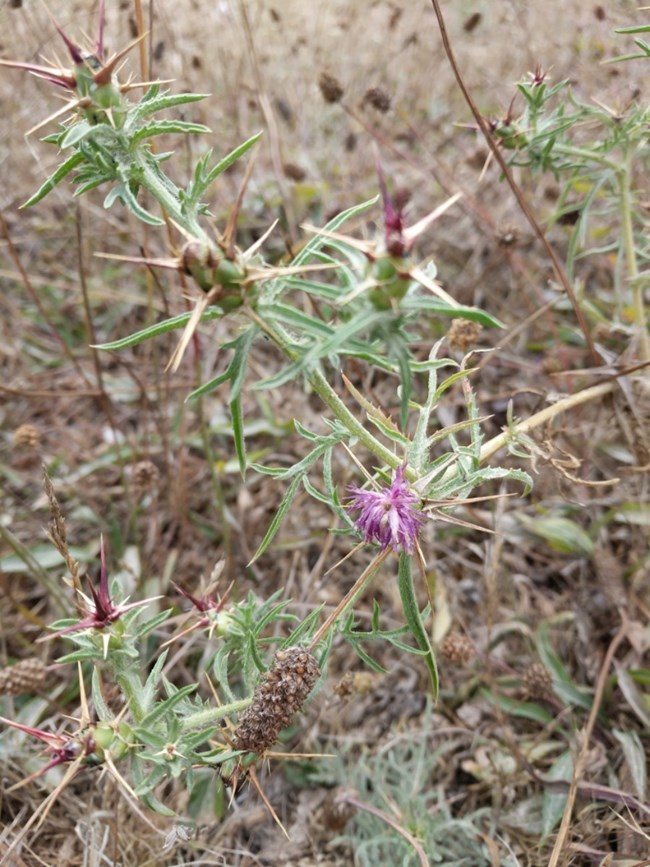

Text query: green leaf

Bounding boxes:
[615,666,650,728]
[542,751,573,838]
[398,554,438,699]
[22,152,85,208]
[201,131,264,191]
[187,326,256,400]
[129,90,209,123]
[104,182,165,226]
[138,684,197,730]
[289,197,379,271]
[231,393,246,476]
[59,121,94,149]
[479,688,554,724]
[94,307,223,351]
[612,728,647,800]
[131,119,211,142]
[402,296,504,328]
[519,515,594,556]
[0,542,98,574]
[250,473,304,562]
[536,617,595,712]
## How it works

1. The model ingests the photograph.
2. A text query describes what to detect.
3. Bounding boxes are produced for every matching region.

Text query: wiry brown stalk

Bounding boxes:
[427,0,600,366]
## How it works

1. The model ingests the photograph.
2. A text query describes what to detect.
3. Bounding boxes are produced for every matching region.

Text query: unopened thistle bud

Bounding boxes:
[233,647,320,755]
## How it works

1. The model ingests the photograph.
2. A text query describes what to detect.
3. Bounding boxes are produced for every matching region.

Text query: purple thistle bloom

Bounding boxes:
[346,465,424,554]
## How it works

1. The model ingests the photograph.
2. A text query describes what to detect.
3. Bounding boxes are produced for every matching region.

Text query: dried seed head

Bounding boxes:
[446,319,483,354]
[318,72,344,104]
[333,671,375,699]
[440,633,474,666]
[132,460,160,495]
[0,658,47,696]
[12,423,40,450]
[522,662,554,701]
[233,647,320,755]
[364,86,391,113]
[282,162,307,182]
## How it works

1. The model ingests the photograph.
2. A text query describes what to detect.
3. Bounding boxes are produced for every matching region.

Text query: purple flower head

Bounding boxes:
[346,465,424,554]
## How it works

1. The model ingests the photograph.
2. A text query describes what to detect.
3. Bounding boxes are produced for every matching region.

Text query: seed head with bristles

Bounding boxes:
[233,647,320,755]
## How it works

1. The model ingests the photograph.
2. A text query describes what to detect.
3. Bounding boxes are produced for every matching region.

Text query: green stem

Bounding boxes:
[552,143,621,174]
[136,152,208,242]
[617,154,649,364]
[308,548,392,650]
[245,308,401,469]
[180,698,251,731]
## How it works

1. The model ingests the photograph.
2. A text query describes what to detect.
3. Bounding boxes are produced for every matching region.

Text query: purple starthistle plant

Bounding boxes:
[346,465,424,554]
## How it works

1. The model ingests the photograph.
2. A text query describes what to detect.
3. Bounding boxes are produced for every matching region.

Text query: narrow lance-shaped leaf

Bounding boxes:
[187,326,257,401]
[128,89,210,123]
[398,553,438,699]
[250,473,304,562]
[131,119,211,142]
[200,131,264,192]
[95,308,223,352]
[231,393,246,477]
[22,151,85,208]
[104,182,164,226]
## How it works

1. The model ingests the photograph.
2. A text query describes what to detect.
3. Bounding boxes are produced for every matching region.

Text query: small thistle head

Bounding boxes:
[318,71,344,104]
[522,662,554,701]
[53,538,153,637]
[364,86,391,114]
[12,423,40,450]
[440,633,475,666]
[446,319,483,354]
[346,465,424,554]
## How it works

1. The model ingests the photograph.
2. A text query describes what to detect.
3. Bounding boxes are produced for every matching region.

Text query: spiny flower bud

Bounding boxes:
[233,647,320,755]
